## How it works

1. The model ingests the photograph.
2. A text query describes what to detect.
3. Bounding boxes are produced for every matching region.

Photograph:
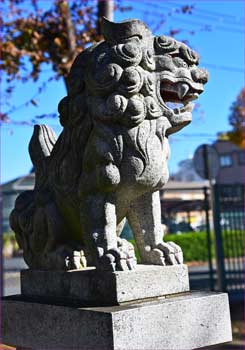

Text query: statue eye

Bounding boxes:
[173,57,188,68]
[156,55,175,71]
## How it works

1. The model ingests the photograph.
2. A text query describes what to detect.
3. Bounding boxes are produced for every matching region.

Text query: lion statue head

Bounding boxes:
[58,18,208,137]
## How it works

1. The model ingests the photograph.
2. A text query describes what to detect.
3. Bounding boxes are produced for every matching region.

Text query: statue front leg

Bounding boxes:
[127,191,183,265]
[80,193,136,271]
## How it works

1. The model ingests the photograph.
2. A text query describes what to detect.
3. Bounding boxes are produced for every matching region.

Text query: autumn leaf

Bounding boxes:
[54,37,62,47]
[0,112,10,122]
[227,87,245,149]
[30,99,38,106]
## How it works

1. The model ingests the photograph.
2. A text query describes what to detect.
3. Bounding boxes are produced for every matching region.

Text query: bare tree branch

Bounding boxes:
[58,0,77,60]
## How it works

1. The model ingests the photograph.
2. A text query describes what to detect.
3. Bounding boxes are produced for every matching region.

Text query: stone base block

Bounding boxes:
[2,291,232,350]
[21,264,189,305]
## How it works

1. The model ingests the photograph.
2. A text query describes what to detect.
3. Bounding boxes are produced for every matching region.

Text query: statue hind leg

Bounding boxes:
[10,124,86,270]
[10,189,86,270]
[127,191,183,265]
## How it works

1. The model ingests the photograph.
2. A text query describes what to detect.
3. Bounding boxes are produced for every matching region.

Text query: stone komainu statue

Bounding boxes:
[10,18,208,271]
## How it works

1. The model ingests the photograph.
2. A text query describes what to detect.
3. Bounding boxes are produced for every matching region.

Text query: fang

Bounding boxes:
[177,83,189,99]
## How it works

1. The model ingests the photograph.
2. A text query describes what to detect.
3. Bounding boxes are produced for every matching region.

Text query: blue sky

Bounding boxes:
[1,0,244,183]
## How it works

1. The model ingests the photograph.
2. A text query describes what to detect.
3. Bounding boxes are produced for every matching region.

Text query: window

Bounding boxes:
[220,154,232,167]
[238,151,245,165]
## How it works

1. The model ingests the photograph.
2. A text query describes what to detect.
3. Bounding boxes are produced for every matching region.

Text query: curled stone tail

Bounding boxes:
[29,124,57,189]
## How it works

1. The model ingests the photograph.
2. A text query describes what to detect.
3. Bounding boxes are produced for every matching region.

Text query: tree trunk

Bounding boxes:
[58,1,76,57]
[97,0,114,35]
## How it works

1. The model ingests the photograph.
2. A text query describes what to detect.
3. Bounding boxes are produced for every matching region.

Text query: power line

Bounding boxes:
[134,1,244,29]
[202,63,244,73]
[0,123,221,139]
[130,4,244,34]
[179,11,244,28]
[1,120,60,129]
[172,133,217,138]
[164,1,244,24]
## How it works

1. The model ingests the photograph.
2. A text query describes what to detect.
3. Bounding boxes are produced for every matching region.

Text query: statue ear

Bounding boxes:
[102,17,152,43]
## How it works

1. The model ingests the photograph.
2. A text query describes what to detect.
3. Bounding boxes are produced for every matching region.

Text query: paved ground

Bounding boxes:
[3,257,27,296]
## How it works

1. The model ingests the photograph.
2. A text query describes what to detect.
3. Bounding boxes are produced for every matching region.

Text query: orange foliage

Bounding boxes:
[228,88,245,149]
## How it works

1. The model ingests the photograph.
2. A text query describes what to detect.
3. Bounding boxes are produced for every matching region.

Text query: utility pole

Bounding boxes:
[202,144,226,291]
[97,0,114,35]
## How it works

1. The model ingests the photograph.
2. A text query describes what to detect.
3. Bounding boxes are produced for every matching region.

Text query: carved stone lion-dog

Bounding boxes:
[10,18,208,271]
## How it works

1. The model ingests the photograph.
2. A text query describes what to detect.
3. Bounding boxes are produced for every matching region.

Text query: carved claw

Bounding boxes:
[42,246,87,270]
[99,253,116,272]
[145,248,166,266]
[156,241,183,265]
[166,241,184,264]
[117,238,137,270]
[66,250,87,270]
[96,238,137,271]
[142,241,183,266]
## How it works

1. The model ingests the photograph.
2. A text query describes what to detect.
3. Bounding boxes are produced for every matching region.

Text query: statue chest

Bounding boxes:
[120,123,170,188]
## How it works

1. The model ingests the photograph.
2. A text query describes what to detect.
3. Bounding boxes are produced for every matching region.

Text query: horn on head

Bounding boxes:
[101,17,152,43]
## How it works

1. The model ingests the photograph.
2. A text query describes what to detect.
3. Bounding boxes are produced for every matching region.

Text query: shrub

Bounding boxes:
[164,231,213,262]
[130,230,244,263]
[2,231,20,257]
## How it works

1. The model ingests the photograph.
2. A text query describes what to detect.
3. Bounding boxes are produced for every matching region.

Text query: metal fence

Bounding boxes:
[213,184,244,297]
[161,184,244,297]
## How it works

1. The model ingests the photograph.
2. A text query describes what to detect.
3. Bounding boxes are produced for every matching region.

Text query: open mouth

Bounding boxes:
[159,80,203,115]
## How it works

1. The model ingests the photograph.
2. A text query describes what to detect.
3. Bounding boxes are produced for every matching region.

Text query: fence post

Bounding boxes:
[213,184,226,291]
[203,186,215,291]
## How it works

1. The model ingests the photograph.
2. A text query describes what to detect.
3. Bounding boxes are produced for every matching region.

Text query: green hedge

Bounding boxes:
[165,232,213,262]
[3,231,18,246]
[130,230,244,263]
[2,231,20,257]
[3,230,244,263]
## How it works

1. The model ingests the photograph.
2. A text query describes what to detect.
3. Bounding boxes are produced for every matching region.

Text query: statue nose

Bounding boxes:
[191,68,209,84]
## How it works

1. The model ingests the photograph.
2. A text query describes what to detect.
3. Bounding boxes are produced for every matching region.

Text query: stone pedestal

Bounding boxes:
[2,265,232,350]
[20,264,190,305]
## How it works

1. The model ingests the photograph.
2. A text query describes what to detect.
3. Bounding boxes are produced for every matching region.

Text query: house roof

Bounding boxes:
[164,180,210,191]
[1,175,210,193]
[1,173,35,192]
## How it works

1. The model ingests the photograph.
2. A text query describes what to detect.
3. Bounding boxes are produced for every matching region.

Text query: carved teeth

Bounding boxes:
[185,102,194,112]
[177,83,189,99]
[173,102,194,115]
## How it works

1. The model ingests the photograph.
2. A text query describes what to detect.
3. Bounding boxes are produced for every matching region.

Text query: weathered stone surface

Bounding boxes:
[2,292,232,350]
[9,18,209,272]
[21,264,189,305]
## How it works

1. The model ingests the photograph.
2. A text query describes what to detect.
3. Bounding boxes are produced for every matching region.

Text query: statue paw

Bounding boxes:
[156,241,183,265]
[65,249,87,270]
[143,241,183,266]
[46,246,87,270]
[117,238,137,270]
[97,238,137,271]
[98,253,117,272]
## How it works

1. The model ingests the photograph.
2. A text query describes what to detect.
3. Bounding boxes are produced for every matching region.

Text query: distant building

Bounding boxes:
[2,169,209,235]
[213,139,244,184]
[172,139,244,185]
[1,172,35,233]
[171,158,203,182]
[160,180,210,233]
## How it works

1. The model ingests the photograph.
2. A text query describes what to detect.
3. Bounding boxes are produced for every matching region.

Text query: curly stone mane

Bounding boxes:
[49,18,206,197]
